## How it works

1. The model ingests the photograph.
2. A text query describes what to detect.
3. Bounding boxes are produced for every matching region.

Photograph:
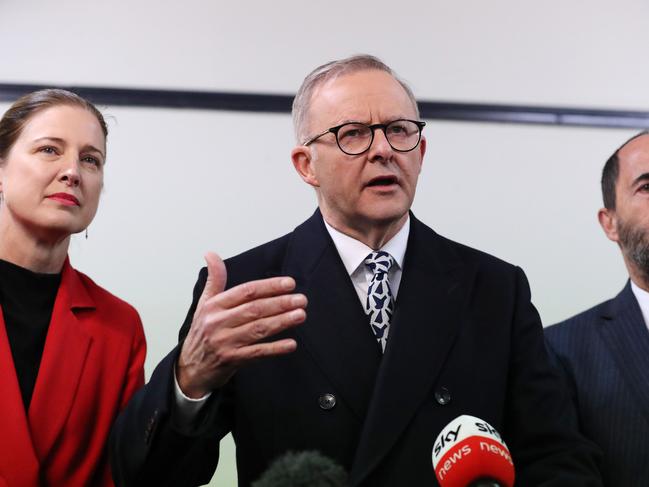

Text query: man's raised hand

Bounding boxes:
[177,252,307,398]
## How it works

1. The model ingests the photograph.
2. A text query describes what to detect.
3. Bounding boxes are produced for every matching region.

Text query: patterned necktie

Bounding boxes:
[364,251,395,352]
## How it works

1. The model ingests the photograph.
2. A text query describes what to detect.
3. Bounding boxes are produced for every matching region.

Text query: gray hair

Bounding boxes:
[291,54,420,143]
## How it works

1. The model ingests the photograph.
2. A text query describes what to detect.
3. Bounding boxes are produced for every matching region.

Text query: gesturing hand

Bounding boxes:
[177,252,307,398]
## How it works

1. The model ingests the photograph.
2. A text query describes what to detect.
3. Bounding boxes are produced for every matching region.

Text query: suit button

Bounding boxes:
[435,387,451,406]
[318,393,336,410]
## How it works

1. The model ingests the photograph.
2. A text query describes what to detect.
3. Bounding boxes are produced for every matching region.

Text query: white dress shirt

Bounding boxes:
[630,280,649,329]
[323,217,409,306]
[173,216,411,421]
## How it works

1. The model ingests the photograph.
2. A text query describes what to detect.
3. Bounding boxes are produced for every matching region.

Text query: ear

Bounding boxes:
[598,207,619,243]
[291,145,320,188]
[416,136,426,173]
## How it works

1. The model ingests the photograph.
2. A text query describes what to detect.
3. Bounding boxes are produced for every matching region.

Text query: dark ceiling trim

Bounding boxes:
[1,83,648,129]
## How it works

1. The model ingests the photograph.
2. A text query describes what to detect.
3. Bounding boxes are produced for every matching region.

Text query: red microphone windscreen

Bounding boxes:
[432,415,515,487]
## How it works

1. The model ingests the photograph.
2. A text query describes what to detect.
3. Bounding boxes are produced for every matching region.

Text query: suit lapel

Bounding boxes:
[350,216,475,485]
[598,282,649,426]
[28,259,93,462]
[284,211,382,421]
[0,307,40,485]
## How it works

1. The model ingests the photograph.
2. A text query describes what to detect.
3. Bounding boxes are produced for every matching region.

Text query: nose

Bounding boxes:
[367,127,393,163]
[59,159,81,187]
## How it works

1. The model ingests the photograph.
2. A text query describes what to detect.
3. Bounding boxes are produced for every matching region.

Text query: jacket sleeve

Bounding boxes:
[110,269,232,487]
[118,312,146,411]
[504,267,603,486]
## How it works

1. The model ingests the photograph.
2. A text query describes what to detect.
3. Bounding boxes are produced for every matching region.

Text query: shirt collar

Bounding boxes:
[630,279,649,327]
[323,216,409,276]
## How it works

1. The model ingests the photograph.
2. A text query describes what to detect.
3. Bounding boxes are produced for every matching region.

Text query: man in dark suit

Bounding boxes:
[111,55,602,486]
[546,131,649,486]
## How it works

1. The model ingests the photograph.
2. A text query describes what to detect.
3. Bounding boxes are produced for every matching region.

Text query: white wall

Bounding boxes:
[1,1,647,485]
[3,0,649,107]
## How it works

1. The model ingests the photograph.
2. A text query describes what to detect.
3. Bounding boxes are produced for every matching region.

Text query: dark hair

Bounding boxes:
[602,130,649,210]
[0,88,108,162]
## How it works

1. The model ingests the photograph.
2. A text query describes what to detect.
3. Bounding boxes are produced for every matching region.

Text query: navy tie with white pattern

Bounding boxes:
[364,251,395,352]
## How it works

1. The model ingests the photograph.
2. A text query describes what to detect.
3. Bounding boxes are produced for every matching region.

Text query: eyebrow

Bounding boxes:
[334,116,412,126]
[631,172,649,187]
[33,136,105,159]
[334,118,367,126]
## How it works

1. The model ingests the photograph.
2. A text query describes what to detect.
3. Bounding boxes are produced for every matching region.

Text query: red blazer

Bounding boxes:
[0,258,145,487]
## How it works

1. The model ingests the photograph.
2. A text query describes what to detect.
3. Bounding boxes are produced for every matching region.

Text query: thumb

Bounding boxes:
[201,251,227,299]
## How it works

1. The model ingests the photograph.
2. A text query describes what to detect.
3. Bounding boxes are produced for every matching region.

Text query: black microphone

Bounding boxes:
[252,450,348,487]
[432,415,515,487]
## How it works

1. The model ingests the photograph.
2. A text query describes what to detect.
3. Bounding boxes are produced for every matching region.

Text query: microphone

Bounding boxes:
[252,450,348,487]
[432,415,515,487]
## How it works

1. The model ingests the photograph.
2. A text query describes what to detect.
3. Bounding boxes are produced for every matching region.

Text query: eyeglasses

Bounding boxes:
[303,119,426,156]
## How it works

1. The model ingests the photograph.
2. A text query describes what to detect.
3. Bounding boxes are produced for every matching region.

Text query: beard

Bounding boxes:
[617,216,649,281]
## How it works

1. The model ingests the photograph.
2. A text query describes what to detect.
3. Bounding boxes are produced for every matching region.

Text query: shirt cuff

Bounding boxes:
[173,364,211,427]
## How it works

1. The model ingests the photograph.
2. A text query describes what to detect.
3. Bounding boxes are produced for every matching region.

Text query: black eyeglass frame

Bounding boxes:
[303,119,426,156]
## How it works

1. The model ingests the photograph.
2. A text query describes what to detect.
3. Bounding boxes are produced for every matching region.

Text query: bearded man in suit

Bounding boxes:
[111,55,602,487]
[546,131,649,486]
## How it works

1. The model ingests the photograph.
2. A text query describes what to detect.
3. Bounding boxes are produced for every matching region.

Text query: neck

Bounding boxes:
[321,210,407,250]
[629,271,649,293]
[623,255,649,292]
[0,215,70,274]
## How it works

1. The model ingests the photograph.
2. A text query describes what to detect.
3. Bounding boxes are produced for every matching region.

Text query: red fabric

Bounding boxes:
[435,436,515,487]
[0,258,146,487]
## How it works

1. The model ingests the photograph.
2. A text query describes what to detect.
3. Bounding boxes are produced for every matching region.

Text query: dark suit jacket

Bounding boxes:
[111,210,601,487]
[545,282,649,486]
[0,258,146,487]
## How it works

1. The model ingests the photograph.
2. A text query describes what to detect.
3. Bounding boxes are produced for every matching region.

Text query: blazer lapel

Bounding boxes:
[0,307,40,485]
[598,282,649,426]
[28,259,93,462]
[350,216,475,485]
[284,211,382,421]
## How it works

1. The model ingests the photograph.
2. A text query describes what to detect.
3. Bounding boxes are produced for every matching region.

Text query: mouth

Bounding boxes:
[47,193,80,206]
[366,175,399,188]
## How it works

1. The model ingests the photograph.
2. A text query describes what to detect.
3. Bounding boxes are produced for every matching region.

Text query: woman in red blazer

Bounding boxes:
[0,89,146,486]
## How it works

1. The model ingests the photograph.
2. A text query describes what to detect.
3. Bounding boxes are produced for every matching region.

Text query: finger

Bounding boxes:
[227,338,298,366]
[212,275,297,309]
[228,307,306,347]
[203,293,307,329]
[200,252,227,302]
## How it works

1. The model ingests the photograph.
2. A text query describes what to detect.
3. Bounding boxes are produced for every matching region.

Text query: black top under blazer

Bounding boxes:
[111,210,602,487]
[546,282,649,487]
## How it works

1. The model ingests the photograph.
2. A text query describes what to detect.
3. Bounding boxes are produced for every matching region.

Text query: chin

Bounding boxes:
[35,218,90,240]
[366,201,409,221]
[362,209,409,228]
